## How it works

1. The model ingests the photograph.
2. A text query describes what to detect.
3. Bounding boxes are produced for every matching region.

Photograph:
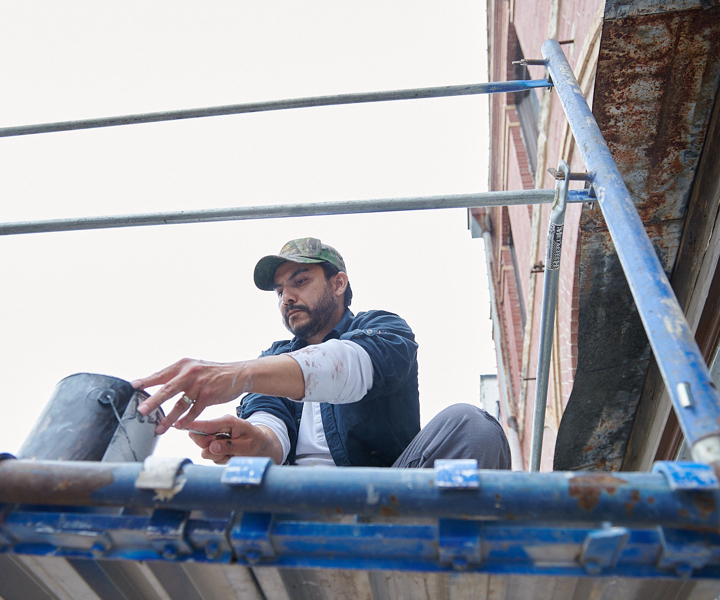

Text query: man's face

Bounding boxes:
[273,262,341,341]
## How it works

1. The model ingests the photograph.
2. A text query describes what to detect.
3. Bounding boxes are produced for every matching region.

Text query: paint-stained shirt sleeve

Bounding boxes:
[287,339,373,404]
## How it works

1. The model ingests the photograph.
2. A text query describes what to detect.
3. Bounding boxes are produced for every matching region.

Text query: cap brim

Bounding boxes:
[253,255,325,291]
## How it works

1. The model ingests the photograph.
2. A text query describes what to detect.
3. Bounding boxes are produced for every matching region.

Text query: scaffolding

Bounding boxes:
[1,40,720,580]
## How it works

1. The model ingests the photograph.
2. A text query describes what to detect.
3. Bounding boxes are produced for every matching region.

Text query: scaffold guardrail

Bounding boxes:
[1,40,719,579]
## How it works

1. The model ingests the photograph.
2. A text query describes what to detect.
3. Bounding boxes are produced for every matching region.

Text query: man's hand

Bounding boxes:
[133,358,250,433]
[133,354,305,434]
[185,415,284,465]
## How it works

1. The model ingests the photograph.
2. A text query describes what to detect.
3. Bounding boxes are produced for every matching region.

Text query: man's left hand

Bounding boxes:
[185,415,283,464]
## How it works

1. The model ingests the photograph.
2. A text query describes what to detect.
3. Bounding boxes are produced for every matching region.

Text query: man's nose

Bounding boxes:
[281,288,297,306]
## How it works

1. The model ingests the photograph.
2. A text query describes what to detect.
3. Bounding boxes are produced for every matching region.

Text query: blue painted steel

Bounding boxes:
[0,80,552,138]
[652,461,720,491]
[657,528,720,577]
[1,460,719,529]
[438,519,481,568]
[4,505,720,578]
[434,459,480,489]
[221,456,272,486]
[579,526,630,574]
[230,512,275,564]
[542,40,720,461]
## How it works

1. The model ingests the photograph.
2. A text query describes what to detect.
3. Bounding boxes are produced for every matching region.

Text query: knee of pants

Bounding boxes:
[435,403,499,430]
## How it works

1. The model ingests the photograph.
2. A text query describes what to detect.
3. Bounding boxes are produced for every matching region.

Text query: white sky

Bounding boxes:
[0,2,495,464]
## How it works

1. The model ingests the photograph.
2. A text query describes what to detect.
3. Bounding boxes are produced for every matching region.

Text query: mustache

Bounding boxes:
[284,304,309,318]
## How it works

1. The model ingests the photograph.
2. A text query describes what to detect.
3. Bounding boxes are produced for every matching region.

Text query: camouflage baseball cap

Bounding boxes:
[253,237,347,291]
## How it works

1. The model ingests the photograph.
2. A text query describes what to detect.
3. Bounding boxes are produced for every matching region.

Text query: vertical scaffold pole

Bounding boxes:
[530,161,570,471]
[542,40,720,464]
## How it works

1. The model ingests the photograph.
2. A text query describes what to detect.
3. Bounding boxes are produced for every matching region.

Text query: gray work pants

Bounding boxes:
[392,403,511,470]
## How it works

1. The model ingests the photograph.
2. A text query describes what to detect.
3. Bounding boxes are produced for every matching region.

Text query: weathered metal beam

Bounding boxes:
[542,39,720,465]
[0,458,717,529]
[1,458,720,577]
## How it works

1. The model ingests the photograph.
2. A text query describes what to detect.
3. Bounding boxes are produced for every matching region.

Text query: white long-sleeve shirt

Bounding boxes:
[245,338,373,465]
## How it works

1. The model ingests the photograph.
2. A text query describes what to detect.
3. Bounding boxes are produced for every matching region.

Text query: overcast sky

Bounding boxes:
[0,2,495,464]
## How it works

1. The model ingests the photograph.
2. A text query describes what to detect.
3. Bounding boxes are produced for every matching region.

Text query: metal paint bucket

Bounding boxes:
[16,373,164,462]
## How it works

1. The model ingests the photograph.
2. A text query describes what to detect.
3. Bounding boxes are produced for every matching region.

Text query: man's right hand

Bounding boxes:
[133,355,304,434]
[185,415,284,465]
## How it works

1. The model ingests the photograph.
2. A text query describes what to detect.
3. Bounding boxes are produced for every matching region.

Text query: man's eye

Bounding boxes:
[296,278,306,286]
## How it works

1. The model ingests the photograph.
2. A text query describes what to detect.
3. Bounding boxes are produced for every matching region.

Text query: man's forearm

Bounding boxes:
[243,354,305,400]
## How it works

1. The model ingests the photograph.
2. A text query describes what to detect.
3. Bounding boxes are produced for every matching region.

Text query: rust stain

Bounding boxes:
[694,493,717,520]
[648,496,655,504]
[560,6,720,474]
[380,505,399,518]
[568,474,628,511]
[0,461,114,506]
[389,494,399,504]
[594,10,720,223]
[623,489,641,517]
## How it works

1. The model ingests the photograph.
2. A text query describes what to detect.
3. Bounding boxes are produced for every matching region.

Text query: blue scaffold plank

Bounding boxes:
[4,506,720,579]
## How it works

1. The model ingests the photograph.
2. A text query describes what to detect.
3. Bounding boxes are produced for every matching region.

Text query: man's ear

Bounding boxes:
[333,272,348,297]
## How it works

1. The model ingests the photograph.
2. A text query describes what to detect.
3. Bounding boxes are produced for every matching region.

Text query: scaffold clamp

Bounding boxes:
[652,461,720,491]
[222,456,273,486]
[579,525,630,575]
[135,456,192,491]
[434,459,480,490]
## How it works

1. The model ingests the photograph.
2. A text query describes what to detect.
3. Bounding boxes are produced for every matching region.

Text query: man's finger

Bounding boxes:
[188,431,214,448]
[131,363,178,391]
[174,403,207,430]
[201,446,233,463]
[137,377,190,417]
[209,438,244,456]
[154,396,193,434]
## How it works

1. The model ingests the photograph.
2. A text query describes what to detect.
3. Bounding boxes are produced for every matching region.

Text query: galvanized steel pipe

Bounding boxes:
[0,190,591,236]
[0,80,552,138]
[530,161,570,471]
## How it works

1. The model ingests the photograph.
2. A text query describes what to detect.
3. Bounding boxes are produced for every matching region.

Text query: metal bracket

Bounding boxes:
[438,519,481,570]
[230,512,275,564]
[657,527,715,578]
[434,459,479,490]
[652,461,720,491]
[579,526,629,575]
[135,456,192,491]
[512,59,547,66]
[221,456,273,486]
[547,167,594,182]
[146,509,193,559]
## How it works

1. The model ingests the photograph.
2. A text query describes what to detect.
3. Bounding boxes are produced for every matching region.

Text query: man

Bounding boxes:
[135,237,510,469]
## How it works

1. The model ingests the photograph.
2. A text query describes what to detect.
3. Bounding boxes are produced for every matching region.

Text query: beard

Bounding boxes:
[282,284,337,341]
